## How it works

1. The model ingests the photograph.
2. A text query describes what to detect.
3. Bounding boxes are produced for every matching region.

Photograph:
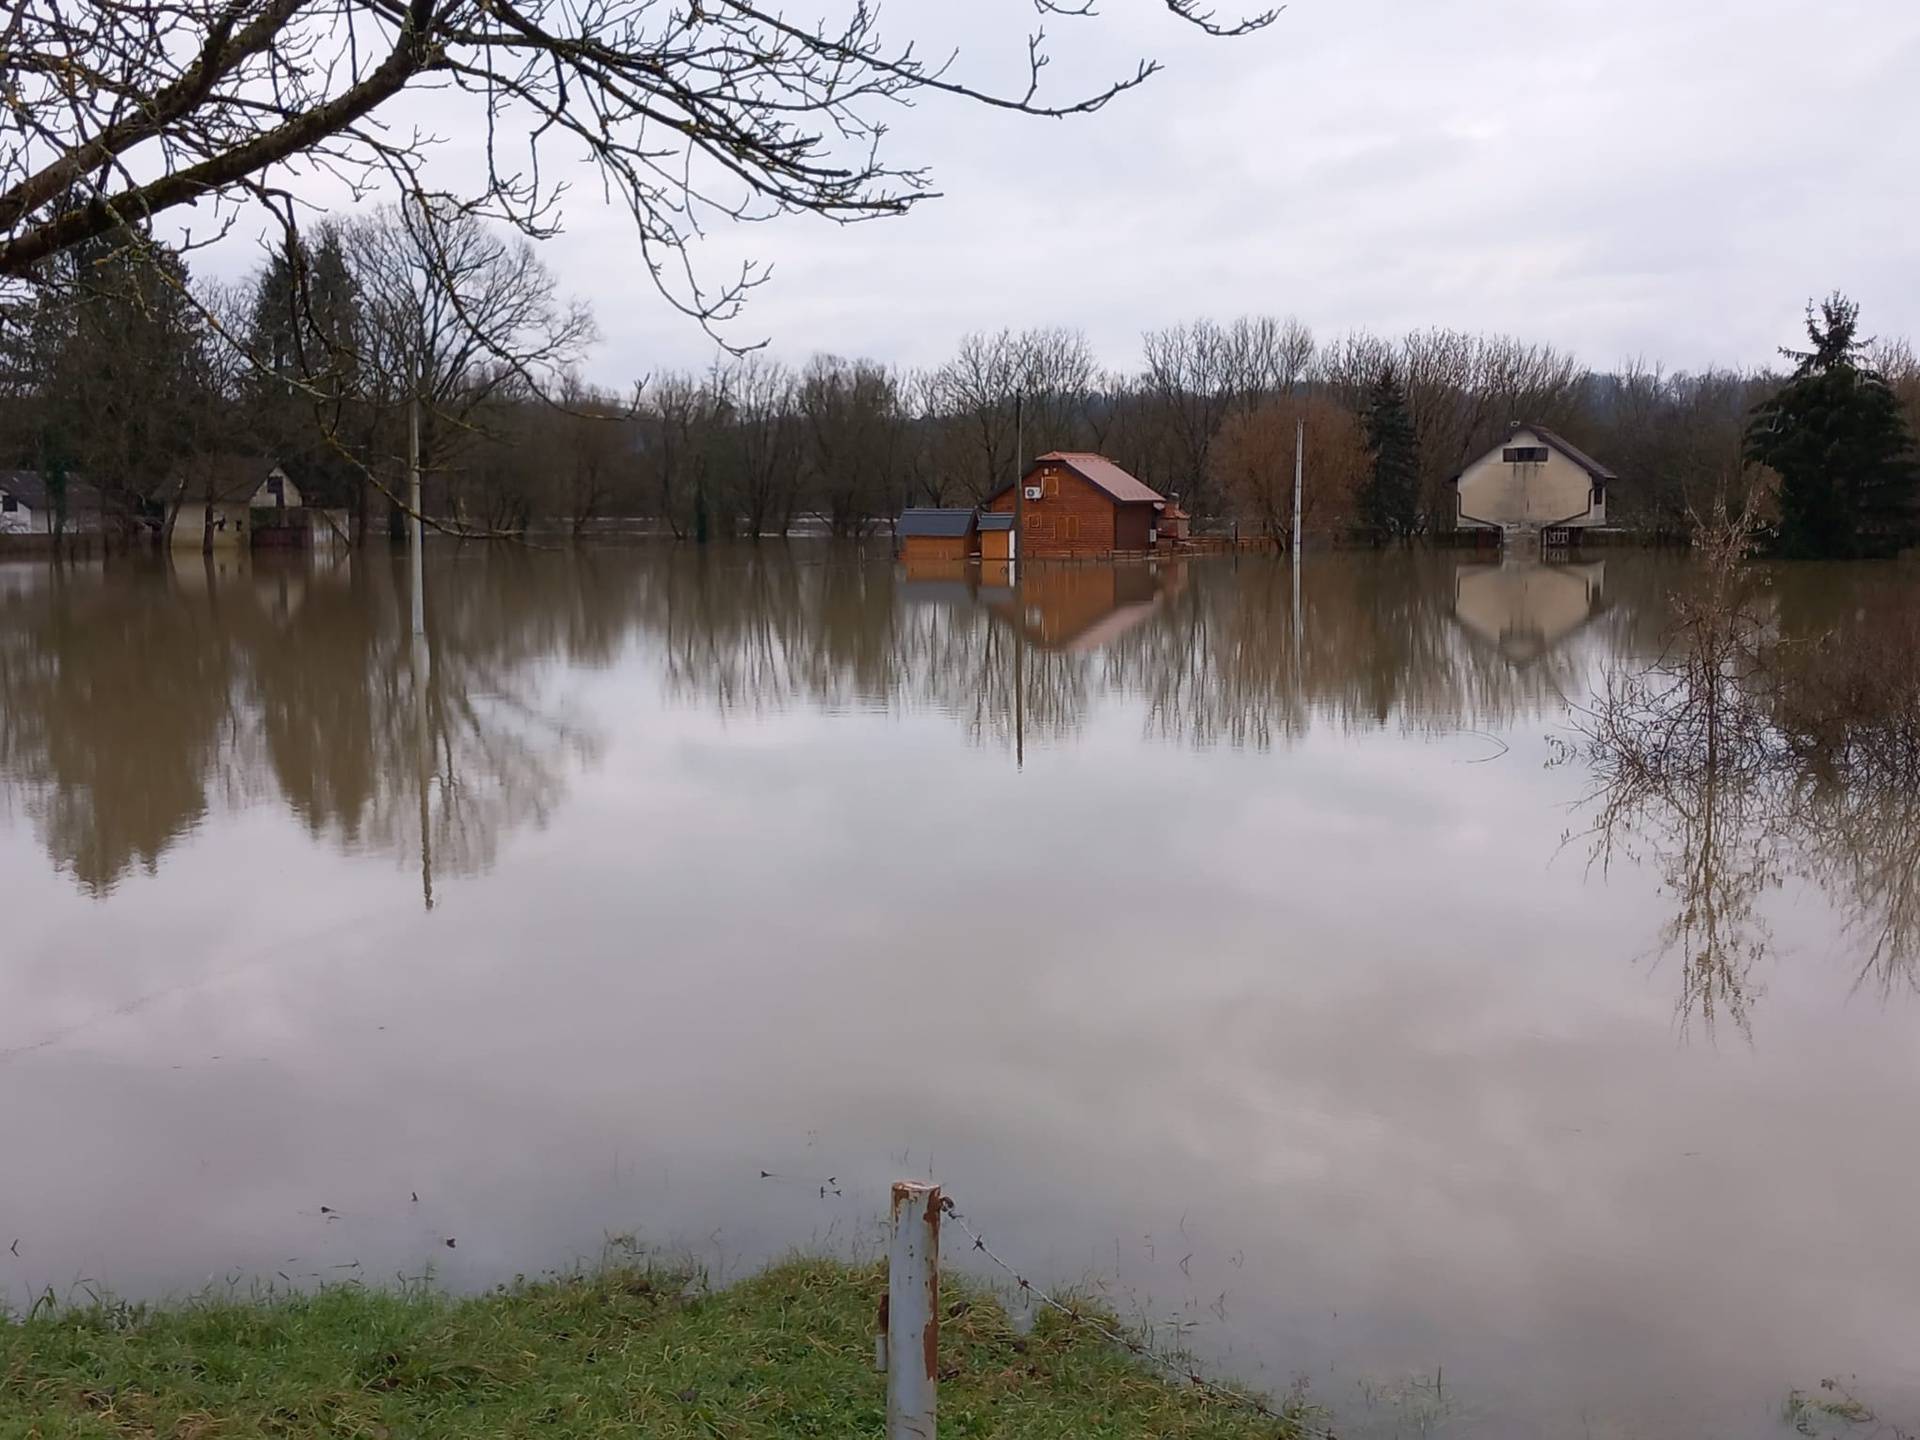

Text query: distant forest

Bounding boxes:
[5,214,1918,546]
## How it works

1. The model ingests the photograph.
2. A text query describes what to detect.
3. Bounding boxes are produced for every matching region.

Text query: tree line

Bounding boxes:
[4,220,1916,555]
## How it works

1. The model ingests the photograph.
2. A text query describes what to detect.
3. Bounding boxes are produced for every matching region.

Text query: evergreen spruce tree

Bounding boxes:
[1745,293,1919,558]
[1360,362,1421,539]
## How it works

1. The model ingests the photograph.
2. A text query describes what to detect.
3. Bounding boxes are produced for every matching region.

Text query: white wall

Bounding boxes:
[1456,429,1607,530]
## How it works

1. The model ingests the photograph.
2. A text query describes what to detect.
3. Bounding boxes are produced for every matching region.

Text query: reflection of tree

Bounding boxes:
[1571,526,1920,1030]
[0,552,621,898]
[0,562,240,893]
[634,550,1608,754]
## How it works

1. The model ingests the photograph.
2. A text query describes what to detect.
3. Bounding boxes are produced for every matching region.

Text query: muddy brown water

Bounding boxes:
[2,546,1916,1437]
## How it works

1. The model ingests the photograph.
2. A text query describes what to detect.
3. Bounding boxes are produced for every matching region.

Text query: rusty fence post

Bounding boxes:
[884,1181,940,1440]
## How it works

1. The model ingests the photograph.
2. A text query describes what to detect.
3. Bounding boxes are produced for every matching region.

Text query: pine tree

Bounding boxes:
[1745,293,1919,558]
[1360,362,1420,539]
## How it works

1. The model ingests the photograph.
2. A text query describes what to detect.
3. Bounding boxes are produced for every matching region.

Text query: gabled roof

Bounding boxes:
[986,452,1167,507]
[897,507,977,538]
[1521,424,1618,482]
[0,470,107,511]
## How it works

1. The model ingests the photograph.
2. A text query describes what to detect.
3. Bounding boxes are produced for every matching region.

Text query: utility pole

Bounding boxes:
[409,377,426,638]
[1012,390,1025,572]
[1292,415,1304,568]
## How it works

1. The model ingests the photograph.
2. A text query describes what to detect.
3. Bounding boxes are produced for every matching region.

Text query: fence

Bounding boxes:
[873,1179,1328,1440]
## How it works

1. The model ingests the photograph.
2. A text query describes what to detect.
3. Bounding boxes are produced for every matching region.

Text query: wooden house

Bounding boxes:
[977,511,1015,562]
[896,508,978,565]
[983,452,1169,558]
[1454,424,1616,541]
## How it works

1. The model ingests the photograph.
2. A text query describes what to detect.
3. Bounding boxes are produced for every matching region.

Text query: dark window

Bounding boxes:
[1503,446,1550,464]
[1,493,15,513]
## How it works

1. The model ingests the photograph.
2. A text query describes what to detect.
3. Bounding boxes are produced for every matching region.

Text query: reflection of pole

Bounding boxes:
[1014,595,1026,771]
[409,383,426,638]
[1011,387,1026,768]
[414,629,434,913]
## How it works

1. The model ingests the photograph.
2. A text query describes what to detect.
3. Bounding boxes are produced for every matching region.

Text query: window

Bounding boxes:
[1,493,15,513]
[1063,516,1081,542]
[1043,472,1058,498]
[1503,446,1550,464]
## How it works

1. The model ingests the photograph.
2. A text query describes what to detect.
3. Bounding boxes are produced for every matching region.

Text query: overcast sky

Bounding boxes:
[213,0,1920,389]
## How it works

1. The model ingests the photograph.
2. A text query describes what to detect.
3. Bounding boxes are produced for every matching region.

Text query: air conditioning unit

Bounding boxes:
[1023,486,1044,501]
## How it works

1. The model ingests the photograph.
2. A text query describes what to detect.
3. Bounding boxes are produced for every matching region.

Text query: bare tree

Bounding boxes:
[345,197,595,528]
[799,354,903,536]
[1210,393,1366,546]
[929,327,1098,499]
[0,1,1275,332]
[726,355,804,541]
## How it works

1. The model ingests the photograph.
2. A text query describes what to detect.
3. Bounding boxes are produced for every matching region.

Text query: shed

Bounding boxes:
[983,452,1168,558]
[977,510,1015,562]
[897,508,978,565]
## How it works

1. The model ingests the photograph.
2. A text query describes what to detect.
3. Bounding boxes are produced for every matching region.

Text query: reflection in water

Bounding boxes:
[1571,545,1920,1032]
[6,546,1920,1438]
[0,552,612,899]
[1452,559,1606,667]
[643,550,1631,755]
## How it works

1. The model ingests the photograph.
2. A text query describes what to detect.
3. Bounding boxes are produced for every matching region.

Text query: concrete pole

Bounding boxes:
[886,1181,941,1440]
[409,385,426,638]
[1292,415,1304,567]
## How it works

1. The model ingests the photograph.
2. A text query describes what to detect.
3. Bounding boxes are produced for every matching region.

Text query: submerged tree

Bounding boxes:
[1359,363,1421,539]
[1745,294,1920,558]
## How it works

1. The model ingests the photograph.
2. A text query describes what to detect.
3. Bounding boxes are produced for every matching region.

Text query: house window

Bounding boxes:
[1043,472,1058,498]
[1503,446,1550,464]
[1063,516,1080,542]
[1,493,15,513]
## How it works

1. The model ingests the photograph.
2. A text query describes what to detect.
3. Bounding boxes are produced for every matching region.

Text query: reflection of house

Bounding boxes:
[0,471,109,535]
[1452,559,1606,665]
[899,560,1181,654]
[1454,424,1616,539]
[984,452,1170,558]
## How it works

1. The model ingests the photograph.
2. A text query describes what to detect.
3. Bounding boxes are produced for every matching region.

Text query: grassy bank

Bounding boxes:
[1,1260,1315,1438]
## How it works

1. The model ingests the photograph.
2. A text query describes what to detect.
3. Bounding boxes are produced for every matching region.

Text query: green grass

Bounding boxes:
[0,1259,1319,1439]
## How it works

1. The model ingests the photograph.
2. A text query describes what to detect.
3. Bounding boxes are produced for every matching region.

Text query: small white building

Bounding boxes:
[248,465,305,512]
[168,460,305,550]
[0,471,108,535]
[1454,425,1616,538]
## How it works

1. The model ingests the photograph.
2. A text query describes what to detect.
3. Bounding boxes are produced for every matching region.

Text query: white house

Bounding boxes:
[168,460,306,550]
[248,465,305,512]
[0,471,107,535]
[1454,425,1616,537]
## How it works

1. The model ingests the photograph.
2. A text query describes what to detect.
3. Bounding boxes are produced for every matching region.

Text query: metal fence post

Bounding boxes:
[886,1181,940,1440]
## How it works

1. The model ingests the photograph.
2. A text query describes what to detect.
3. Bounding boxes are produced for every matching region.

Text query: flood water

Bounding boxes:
[3,545,1917,1437]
